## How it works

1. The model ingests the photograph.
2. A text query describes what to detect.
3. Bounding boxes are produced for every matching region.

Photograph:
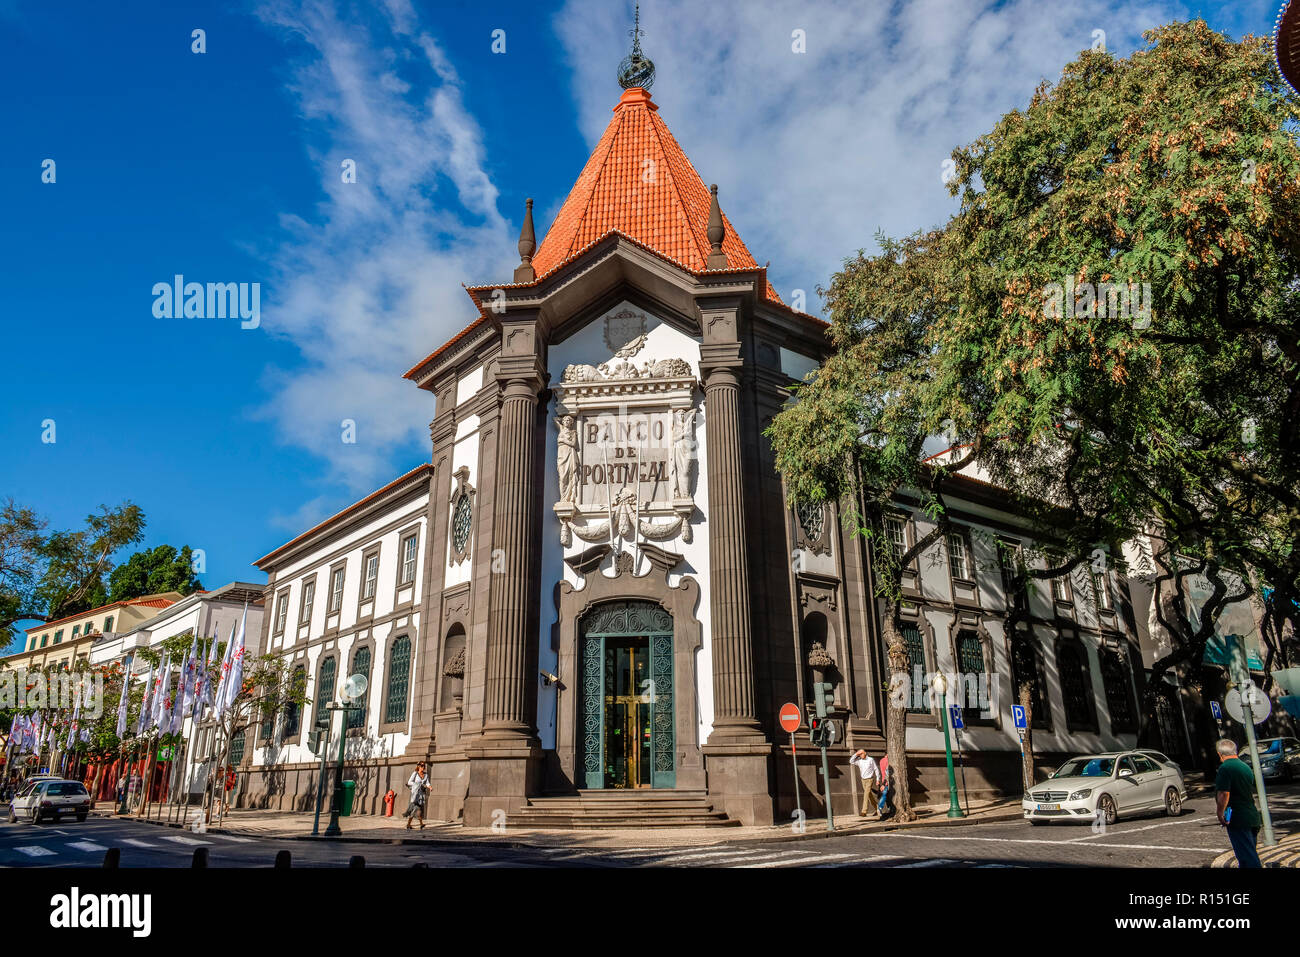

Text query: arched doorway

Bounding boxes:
[578,600,674,790]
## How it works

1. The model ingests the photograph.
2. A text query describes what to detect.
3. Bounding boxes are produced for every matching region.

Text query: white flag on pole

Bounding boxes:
[211,623,235,719]
[220,605,249,716]
[116,654,133,738]
[150,652,171,731]
[136,662,156,736]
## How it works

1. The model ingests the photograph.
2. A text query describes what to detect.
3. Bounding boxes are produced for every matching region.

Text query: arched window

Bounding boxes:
[315,656,337,726]
[955,631,987,713]
[901,623,928,714]
[1058,641,1094,730]
[1100,648,1136,733]
[384,636,411,724]
[347,646,372,730]
[283,666,306,738]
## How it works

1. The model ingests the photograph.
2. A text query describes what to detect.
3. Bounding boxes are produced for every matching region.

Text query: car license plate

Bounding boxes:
[1036,803,1060,811]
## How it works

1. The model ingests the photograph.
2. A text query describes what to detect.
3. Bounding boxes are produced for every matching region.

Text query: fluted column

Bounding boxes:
[482,375,541,740]
[704,366,762,740]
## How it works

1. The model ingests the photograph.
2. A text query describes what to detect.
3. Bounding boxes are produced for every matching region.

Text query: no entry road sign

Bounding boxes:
[779,702,801,734]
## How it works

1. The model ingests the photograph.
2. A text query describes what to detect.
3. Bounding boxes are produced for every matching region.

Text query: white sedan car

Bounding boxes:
[1022,751,1186,826]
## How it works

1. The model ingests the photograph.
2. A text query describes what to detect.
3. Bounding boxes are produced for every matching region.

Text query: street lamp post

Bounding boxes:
[933,673,964,819]
[323,673,368,838]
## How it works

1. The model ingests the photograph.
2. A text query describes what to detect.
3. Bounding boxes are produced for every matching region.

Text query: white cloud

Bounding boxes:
[252,0,514,511]
[554,0,1183,308]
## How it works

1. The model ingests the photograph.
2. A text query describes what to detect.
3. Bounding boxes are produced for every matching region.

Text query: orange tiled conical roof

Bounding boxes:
[532,87,781,303]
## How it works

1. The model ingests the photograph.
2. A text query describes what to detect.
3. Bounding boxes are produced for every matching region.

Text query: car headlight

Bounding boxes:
[1069,789,1092,800]
[1022,792,1032,802]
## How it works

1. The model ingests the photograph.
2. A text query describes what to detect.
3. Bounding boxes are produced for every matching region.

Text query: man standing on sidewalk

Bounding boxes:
[849,749,881,818]
[1214,739,1262,868]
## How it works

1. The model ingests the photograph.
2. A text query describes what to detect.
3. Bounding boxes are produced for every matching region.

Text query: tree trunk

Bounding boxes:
[881,604,916,822]
[90,760,106,807]
[1018,683,1035,789]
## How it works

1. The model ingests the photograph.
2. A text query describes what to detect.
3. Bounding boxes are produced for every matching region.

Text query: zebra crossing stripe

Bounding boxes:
[162,835,213,845]
[894,858,961,868]
[15,846,56,857]
[648,847,774,864]
[747,853,855,868]
[65,841,107,853]
[812,854,905,868]
[123,839,157,848]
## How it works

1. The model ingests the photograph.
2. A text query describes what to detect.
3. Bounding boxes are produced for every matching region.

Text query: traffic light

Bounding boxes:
[813,681,835,718]
[307,716,329,754]
[808,717,822,746]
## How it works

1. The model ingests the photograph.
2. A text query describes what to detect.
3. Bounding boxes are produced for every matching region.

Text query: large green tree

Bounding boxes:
[771,19,1300,798]
[108,545,203,603]
[0,499,145,649]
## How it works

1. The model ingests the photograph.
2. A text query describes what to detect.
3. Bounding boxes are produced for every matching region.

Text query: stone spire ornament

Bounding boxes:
[706,184,728,269]
[617,3,655,92]
[514,197,536,282]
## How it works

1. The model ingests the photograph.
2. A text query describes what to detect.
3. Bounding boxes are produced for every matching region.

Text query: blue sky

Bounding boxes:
[0,0,1275,652]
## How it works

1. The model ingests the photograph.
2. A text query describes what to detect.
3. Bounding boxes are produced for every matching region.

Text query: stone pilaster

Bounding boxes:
[697,296,774,825]
[464,314,545,825]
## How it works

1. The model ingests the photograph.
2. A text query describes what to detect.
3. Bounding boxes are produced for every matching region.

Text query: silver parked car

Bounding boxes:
[1022,751,1186,825]
[7,778,92,824]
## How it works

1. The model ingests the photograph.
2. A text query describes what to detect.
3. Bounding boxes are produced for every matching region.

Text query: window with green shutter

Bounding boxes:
[956,631,986,712]
[384,637,411,724]
[901,624,927,714]
[347,647,371,730]
[283,666,306,738]
[315,656,337,724]
[229,729,247,765]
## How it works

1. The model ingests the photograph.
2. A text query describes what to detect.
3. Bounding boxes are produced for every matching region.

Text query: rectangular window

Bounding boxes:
[103,616,113,632]
[400,534,418,586]
[885,516,907,560]
[1049,557,1072,602]
[274,591,289,634]
[85,621,94,634]
[328,566,345,614]
[1092,570,1112,611]
[901,624,927,715]
[300,578,316,625]
[71,625,80,638]
[362,553,379,600]
[53,630,63,644]
[947,532,969,581]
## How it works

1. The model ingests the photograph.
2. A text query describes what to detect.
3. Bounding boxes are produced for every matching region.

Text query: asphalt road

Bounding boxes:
[2,786,1297,868]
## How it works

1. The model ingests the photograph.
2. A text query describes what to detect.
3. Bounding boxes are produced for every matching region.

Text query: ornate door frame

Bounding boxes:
[579,601,675,789]
[551,554,706,792]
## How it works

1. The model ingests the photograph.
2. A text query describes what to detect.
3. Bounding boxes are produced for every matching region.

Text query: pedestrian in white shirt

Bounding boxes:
[849,749,881,817]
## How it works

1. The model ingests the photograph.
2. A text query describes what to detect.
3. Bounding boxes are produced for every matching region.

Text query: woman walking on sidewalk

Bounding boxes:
[405,762,430,830]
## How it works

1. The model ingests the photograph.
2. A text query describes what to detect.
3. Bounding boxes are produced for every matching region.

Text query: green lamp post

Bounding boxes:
[933,673,965,819]
[323,673,368,837]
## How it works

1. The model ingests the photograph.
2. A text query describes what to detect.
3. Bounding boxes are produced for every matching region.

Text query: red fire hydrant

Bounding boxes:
[384,789,396,817]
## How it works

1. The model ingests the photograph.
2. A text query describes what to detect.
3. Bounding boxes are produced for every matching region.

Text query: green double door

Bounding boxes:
[579,601,675,790]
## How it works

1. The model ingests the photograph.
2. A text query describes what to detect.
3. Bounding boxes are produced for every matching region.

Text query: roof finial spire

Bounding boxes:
[617,3,655,92]
[706,184,728,269]
[514,198,536,282]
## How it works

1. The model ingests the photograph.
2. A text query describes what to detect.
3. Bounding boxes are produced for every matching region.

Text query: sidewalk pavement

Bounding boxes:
[1211,823,1300,868]
[93,795,1024,850]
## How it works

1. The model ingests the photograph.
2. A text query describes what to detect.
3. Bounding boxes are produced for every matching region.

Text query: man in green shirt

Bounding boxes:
[1215,739,1262,868]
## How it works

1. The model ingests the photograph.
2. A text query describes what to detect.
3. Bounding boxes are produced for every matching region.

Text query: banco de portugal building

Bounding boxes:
[244,52,1147,826]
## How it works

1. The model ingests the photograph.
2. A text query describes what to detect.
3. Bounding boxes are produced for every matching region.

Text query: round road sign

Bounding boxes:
[779,702,801,734]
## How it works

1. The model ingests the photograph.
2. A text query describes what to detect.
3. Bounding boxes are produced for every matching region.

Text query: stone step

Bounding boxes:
[505,815,740,829]
[507,789,739,828]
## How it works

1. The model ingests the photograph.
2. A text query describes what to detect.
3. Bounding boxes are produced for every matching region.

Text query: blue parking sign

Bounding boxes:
[1012,705,1027,730]
[1210,700,1222,720]
[949,705,964,730]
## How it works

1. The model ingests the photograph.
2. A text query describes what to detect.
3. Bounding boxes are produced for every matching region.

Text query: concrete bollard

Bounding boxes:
[192,847,209,868]
[349,855,365,869]
[102,847,120,869]
[274,849,291,869]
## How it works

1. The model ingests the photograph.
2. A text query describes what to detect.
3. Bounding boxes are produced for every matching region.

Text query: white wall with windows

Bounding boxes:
[251,481,429,770]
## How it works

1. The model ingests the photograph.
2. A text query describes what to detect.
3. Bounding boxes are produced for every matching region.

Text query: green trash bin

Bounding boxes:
[340,780,356,817]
